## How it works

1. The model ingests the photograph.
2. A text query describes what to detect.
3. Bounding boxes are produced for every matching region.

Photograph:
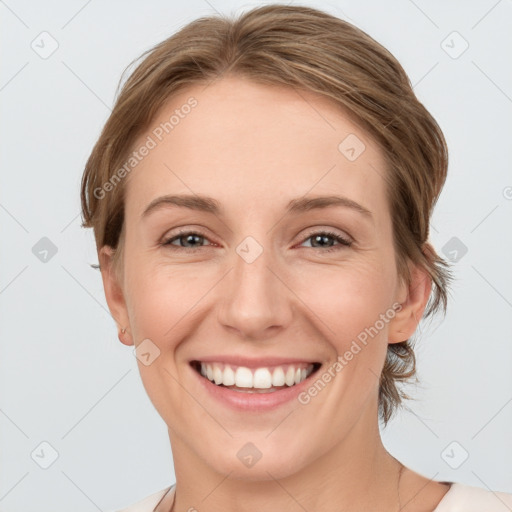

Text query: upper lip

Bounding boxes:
[190,356,321,368]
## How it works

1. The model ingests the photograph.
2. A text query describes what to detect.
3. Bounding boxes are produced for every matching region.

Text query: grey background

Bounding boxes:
[1,0,511,510]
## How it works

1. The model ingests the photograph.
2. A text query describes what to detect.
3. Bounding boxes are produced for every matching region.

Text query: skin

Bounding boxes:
[100,75,451,511]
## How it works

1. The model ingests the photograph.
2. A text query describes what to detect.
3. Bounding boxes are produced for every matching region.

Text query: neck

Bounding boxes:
[168,402,403,512]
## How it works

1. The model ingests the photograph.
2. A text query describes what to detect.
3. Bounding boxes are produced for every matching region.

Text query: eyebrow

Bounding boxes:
[142,194,373,220]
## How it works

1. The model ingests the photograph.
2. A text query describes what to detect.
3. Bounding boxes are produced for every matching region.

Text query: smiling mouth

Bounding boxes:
[190,360,322,392]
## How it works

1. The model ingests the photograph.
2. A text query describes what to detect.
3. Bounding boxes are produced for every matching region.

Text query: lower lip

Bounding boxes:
[191,364,319,412]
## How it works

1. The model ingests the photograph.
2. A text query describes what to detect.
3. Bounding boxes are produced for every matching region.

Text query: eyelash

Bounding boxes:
[161,229,353,253]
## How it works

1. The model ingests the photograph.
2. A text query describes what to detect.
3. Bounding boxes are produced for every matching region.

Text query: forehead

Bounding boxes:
[124,75,389,222]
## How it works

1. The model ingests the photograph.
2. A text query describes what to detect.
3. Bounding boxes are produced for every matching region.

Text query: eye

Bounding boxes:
[299,230,353,252]
[161,229,353,253]
[161,230,213,251]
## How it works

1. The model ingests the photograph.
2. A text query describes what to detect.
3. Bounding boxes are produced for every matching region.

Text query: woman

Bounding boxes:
[81,4,512,511]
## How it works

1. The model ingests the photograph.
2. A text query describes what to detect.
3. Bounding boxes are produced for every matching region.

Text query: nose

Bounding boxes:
[217,242,293,341]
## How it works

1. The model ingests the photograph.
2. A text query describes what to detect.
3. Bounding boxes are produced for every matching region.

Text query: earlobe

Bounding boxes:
[98,246,133,346]
[388,263,432,344]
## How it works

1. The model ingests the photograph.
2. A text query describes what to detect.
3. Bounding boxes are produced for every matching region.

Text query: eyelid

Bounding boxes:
[160,225,217,245]
[300,226,353,244]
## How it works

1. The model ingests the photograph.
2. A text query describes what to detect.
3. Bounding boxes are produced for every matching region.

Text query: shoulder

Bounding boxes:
[435,482,512,511]
[109,486,173,512]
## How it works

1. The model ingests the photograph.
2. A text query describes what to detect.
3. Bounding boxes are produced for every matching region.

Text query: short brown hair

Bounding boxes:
[81,4,453,425]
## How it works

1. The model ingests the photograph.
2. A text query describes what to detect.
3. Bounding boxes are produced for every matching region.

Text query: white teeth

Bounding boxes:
[253,368,272,389]
[272,367,285,387]
[213,365,223,385]
[235,367,253,388]
[285,366,295,386]
[197,362,316,389]
[223,365,235,386]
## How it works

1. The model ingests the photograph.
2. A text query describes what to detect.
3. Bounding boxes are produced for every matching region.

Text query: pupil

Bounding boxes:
[185,234,201,247]
[314,234,332,247]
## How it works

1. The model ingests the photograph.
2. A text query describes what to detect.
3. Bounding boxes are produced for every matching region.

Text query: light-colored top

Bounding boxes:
[114,482,512,511]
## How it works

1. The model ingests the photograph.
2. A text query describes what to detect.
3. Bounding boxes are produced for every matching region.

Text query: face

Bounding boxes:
[101,75,429,480]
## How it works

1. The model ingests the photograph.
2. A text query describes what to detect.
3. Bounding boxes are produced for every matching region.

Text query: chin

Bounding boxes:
[213,458,305,482]
[200,438,310,482]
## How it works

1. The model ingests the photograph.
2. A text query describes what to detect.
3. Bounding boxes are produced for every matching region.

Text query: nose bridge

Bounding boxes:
[217,234,291,339]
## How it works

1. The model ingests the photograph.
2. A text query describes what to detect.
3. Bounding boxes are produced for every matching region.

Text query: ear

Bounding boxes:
[387,261,432,344]
[99,245,133,346]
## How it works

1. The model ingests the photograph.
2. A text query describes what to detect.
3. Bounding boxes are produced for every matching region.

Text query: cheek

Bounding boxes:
[126,265,199,340]
[123,263,206,409]
[123,250,227,371]
[295,258,395,337]
[292,259,396,402]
